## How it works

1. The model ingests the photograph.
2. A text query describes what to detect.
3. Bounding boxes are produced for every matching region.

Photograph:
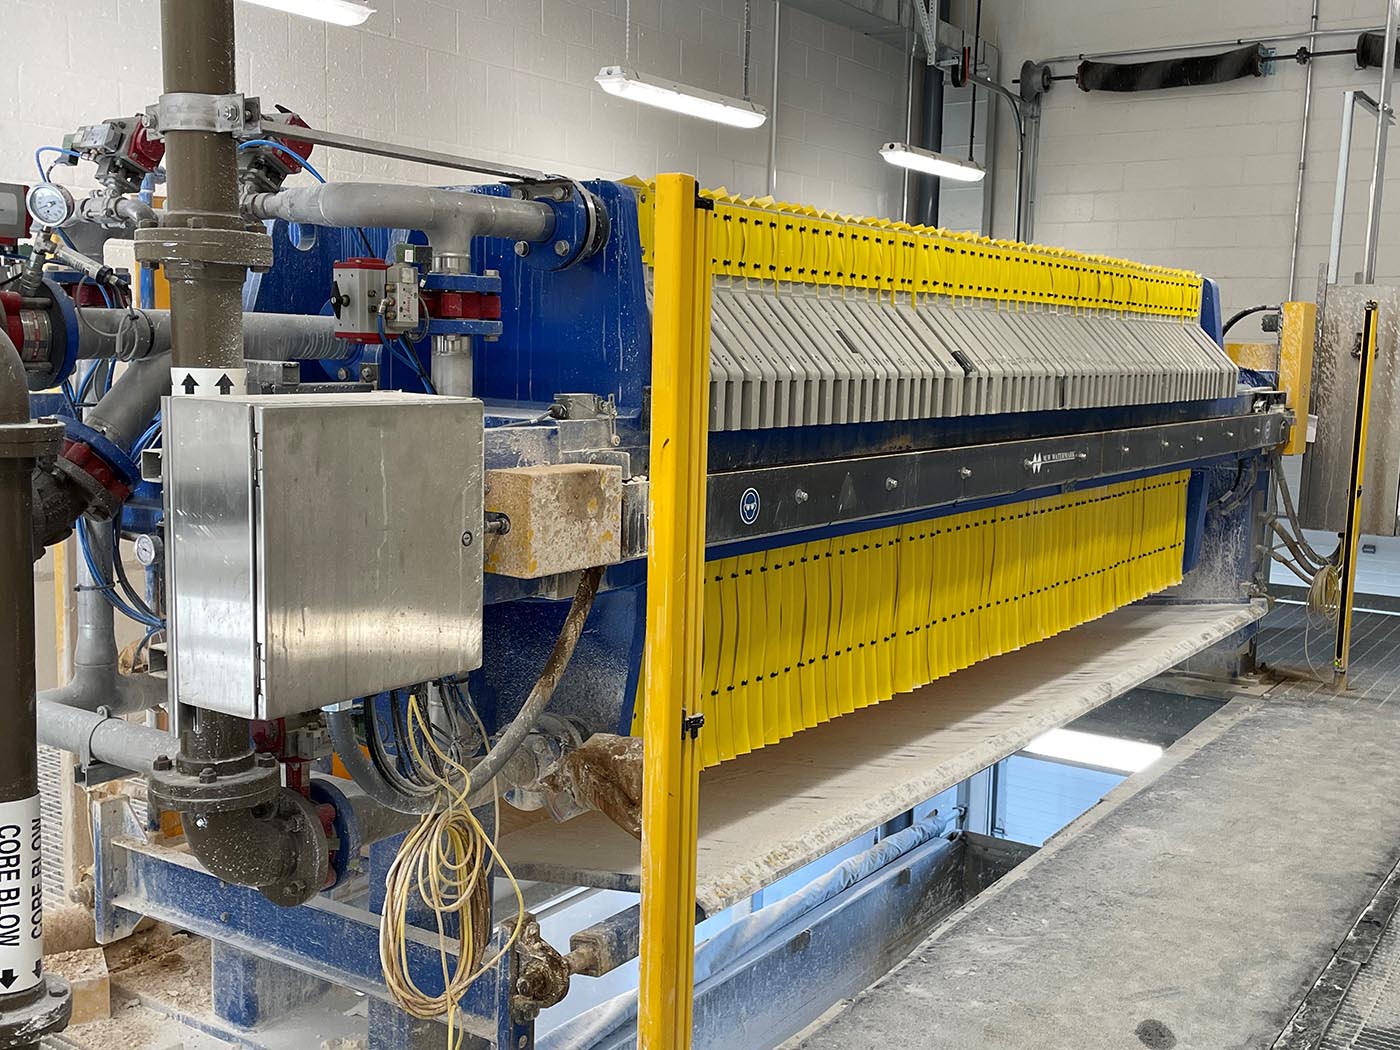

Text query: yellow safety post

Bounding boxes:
[1334,299,1379,691]
[638,173,712,1049]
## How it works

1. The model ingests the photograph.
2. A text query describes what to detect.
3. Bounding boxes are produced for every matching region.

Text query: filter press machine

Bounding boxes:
[0,4,1297,1048]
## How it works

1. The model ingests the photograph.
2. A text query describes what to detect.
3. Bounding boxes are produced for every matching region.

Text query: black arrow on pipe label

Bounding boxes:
[216,374,234,395]
[180,373,199,395]
[0,969,16,989]
[31,961,40,979]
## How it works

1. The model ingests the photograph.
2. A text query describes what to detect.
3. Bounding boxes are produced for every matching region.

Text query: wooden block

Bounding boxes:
[484,464,623,578]
[45,947,110,1025]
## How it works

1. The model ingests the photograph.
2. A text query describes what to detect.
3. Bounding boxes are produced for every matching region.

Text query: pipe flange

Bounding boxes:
[133,224,274,273]
[0,975,72,1049]
[147,754,281,815]
[0,418,64,460]
[257,791,331,907]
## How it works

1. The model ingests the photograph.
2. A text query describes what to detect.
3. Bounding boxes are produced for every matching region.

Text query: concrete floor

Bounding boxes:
[787,605,1400,1050]
[51,604,1400,1050]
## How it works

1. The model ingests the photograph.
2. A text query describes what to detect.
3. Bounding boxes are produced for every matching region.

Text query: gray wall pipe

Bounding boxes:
[245,183,556,260]
[85,353,171,449]
[77,309,348,362]
[37,700,171,775]
[38,526,163,716]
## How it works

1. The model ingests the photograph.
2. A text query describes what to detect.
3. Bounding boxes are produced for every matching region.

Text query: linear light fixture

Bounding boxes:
[238,0,374,26]
[595,66,768,129]
[1022,728,1163,775]
[879,142,986,182]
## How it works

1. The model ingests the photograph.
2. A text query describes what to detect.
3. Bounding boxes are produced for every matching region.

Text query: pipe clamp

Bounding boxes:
[144,93,261,138]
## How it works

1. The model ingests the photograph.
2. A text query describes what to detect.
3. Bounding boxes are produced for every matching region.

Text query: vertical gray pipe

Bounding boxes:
[1363,0,1400,282]
[901,3,916,221]
[1287,0,1321,298]
[158,0,254,372]
[432,251,472,397]
[915,0,951,227]
[917,62,946,226]
[767,0,782,197]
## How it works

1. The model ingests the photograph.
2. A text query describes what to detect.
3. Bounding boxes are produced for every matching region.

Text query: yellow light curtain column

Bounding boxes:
[639,174,713,1050]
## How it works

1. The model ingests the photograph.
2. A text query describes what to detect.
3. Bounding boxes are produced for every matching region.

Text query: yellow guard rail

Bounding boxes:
[638,174,713,1049]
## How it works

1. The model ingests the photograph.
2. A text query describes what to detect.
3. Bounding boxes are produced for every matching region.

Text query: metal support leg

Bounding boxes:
[211,940,332,1030]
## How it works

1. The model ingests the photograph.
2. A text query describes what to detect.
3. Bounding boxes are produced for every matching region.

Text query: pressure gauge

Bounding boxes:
[25,183,75,228]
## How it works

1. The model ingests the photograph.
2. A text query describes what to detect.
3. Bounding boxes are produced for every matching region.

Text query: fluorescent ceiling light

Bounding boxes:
[596,66,767,129]
[1021,728,1163,775]
[879,142,985,183]
[238,0,374,26]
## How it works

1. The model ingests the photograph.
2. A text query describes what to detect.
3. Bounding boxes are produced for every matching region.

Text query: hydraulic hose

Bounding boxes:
[329,565,605,813]
[1222,303,1280,336]
[467,565,603,805]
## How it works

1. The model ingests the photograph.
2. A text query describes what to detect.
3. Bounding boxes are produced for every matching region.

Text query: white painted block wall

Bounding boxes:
[4,0,909,219]
[959,0,1400,336]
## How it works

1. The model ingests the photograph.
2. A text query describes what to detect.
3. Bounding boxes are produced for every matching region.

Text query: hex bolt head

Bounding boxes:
[959,467,972,479]
[198,766,218,784]
[514,241,530,257]
[885,477,898,491]
[554,239,571,257]
[794,488,809,504]
[152,754,173,772]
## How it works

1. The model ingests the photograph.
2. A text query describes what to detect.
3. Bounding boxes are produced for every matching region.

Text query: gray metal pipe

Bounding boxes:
[158,0,249,375]
[767,0,782,198]
[245,183,556,261]
[37,528,163,716]
[77,309,347,362]
[918,58,947,227]
[1363,0,1400,282]
[36,701,171,775]
[968,71,1027,242]
[86,353,171,449]
[1288,0,1322,299]
[1038,22,1388,65]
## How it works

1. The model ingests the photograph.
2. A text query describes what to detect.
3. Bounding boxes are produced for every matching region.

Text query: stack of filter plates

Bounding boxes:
[701,279,1239,431]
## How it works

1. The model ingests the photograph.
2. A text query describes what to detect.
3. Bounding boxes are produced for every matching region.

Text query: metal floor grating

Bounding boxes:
[37,744,66,905]
[1259,603,1400,704]
[1321,912,1400,1050]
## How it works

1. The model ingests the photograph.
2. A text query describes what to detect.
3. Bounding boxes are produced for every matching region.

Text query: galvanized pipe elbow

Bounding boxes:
[244,182,557,260]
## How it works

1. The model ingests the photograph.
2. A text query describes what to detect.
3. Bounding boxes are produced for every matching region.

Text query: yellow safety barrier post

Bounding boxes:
[1334,299,1380,691]
[638,173,712,1049]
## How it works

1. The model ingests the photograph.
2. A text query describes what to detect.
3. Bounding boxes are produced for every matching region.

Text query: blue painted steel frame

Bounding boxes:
[92,799,530,1048]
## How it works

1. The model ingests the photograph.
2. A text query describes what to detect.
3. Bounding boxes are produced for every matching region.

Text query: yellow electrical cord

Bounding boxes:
[378,692,526,1050]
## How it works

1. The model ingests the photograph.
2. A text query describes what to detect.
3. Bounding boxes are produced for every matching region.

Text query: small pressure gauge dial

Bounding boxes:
[25,183,76,228]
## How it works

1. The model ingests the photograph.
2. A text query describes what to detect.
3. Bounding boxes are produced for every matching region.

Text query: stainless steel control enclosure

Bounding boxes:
[164,392,484,719]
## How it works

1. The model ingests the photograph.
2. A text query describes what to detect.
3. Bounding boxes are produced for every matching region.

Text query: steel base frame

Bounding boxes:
[91,798,531,1050]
